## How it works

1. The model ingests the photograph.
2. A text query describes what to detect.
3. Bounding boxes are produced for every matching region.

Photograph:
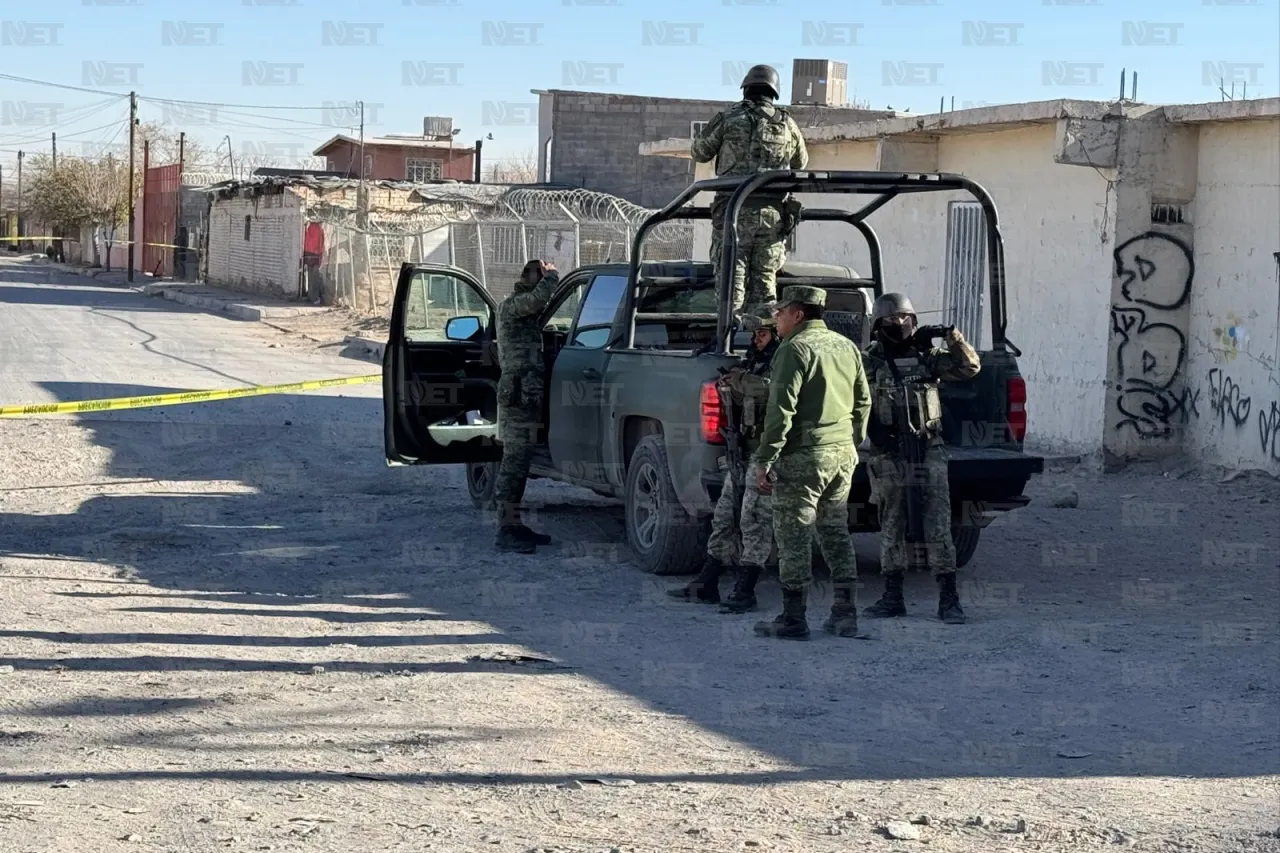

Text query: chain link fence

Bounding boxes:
[305,187,694,318]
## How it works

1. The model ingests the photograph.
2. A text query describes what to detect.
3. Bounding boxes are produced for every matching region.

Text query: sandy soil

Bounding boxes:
[1,336,1278,853]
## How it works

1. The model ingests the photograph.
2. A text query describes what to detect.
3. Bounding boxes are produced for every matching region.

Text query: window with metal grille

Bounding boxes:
[943,200,986,348]
[488,225,523,265]
[406,158,443,182]
[690,121,708,138]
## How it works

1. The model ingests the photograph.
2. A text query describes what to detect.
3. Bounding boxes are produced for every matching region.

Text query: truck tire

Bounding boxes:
[624,435,705,576]
[466,461,499,511]
[952,525,981,569]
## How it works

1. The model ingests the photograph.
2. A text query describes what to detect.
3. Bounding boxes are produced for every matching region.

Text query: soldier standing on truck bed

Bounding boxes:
[752,286,872,640]
[667,308,780,612]
[861,292,981,624]
[690,64,808,318]
[493,260,560,554]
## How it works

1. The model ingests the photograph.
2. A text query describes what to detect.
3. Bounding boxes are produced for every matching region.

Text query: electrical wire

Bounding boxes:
[0,119,128,152]
[0,71,342,112]
[0,98,128,143]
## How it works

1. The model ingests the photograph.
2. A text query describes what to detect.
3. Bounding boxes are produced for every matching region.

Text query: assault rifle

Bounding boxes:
[717,368,747,529]
[884,325,953,571]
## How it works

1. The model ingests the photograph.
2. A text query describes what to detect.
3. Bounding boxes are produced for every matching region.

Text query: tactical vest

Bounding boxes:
[740,103,795,173]
[871,351,944,448]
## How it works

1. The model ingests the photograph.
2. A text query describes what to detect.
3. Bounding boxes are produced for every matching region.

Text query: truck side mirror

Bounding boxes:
[445,315,482,341]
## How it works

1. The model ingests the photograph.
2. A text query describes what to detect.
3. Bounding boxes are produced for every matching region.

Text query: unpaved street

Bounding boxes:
[1,257,1277,853]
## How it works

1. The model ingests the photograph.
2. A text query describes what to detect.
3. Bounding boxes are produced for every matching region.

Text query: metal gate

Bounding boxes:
[142,163,181,278]
[943,200,986,348]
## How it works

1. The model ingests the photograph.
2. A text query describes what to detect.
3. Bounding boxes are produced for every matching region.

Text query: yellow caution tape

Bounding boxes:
[0,373,380,418]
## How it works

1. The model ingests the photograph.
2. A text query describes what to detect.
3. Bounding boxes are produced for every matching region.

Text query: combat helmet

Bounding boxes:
[871,291,916,330]
[740,306,777,332]
[740,64,780,99]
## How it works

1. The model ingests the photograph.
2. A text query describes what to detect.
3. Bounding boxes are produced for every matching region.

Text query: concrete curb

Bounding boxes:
[342,335,386,364]
[138,284,325,323]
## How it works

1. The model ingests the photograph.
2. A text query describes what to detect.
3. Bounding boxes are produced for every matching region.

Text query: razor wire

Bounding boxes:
[300,187,694,316]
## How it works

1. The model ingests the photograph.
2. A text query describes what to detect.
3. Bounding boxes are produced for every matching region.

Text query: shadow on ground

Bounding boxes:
[1,381,1277,787]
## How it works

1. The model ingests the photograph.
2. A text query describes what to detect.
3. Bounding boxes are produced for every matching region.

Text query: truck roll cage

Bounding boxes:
[624,170,1013,357]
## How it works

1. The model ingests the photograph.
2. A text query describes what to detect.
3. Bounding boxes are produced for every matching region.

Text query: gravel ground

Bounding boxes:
[1,261,1277,853]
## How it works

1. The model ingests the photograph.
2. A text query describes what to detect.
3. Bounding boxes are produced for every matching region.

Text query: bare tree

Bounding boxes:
[135,121,206,168]
[483,148,539,184]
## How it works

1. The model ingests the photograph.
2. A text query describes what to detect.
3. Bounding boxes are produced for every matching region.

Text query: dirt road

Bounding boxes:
[1,260,1277,852]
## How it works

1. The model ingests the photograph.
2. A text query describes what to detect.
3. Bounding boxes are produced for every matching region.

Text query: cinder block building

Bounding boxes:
[534,60,894,208]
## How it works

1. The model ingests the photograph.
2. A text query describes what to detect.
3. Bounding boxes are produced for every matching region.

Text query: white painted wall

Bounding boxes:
[206,191,303,297]
[1182,118,1280,472]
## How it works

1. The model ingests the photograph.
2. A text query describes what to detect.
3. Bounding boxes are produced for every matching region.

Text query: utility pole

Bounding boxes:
[126,90,137,282]
[178,132,185,175]
[52,133,57,172]
[17,150,23,248]
[224,134,234,180]
[356,100,371,312]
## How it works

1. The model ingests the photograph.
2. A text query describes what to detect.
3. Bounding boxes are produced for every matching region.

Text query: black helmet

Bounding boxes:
[871,292,916,328]
[740,64,780,99]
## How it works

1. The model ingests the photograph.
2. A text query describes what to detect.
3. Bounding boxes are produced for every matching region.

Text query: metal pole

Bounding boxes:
[17,150,23,247]
[51,133,56,172]
[141,139,150,276]
[127,91,137,282]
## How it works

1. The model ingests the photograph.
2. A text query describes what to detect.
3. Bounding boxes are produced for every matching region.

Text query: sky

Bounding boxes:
[0,0,1275,182]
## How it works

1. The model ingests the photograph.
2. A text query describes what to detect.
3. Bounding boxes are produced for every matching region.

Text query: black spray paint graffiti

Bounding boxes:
[1206,368,1252,428]
[1260,401,1280,463]
[1111,232,1195,439]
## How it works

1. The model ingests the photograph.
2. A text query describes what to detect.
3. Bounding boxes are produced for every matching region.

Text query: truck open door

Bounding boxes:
[382,263,504,466]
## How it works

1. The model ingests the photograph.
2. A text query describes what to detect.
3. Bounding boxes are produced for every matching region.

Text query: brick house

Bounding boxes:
[312,134,476,183]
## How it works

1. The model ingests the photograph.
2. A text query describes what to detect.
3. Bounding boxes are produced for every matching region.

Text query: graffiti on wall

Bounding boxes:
[1111,232,1196,439]
[1206,368,1252,428]
[1260,401,1280,463]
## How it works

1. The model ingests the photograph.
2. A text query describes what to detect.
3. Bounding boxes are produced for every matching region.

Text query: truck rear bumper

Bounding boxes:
[699,446,1044,530]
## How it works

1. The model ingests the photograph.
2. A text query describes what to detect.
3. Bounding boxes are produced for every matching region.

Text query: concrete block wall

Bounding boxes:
[549,91,889,208]
[206,190,303,298]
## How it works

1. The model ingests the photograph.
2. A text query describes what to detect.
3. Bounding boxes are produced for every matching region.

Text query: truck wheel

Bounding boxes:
[624,435,705,576]
[952,525,981,569]
[466,461,499,511]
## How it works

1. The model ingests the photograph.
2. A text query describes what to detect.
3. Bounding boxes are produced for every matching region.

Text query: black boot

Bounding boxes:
[822,583,860,637]
[937,571,966,623]
[754,587,810,640]
[513,525,551,546]
[863,571,907,618]
[495,525,535,554]
[719,564,762,613]
[666,556,723,604]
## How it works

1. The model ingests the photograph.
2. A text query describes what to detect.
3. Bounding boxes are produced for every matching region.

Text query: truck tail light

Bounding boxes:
[1007,376,1027,443]
[700,380,725,444]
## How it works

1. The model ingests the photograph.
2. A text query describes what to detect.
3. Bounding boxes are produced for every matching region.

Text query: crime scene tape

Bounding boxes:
[0,374,380,418]
[1,237,200,252]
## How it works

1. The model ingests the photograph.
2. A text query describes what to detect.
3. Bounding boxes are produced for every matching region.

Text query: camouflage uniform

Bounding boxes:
[668,311,779,609]
[493,268,560,552]
[863,337,979,576]
[752,286,872,639]
[691,91,808,316]
[861,291,981,623]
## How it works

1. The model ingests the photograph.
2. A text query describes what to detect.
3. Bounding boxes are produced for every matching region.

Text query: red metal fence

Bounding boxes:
[141,163,181,278]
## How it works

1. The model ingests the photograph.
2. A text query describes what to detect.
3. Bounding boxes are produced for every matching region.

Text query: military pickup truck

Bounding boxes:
[381,171,1045,575]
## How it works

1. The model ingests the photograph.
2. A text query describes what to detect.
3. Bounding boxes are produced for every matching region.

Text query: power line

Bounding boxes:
[0,72,342,112]
[0,119,128,151]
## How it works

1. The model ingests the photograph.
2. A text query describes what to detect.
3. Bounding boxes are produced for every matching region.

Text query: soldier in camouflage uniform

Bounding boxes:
[667,309,779,612]
[752,286,872,640]
[861,292,981,624]
[690,64,809,317]
[493,260,560,554]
